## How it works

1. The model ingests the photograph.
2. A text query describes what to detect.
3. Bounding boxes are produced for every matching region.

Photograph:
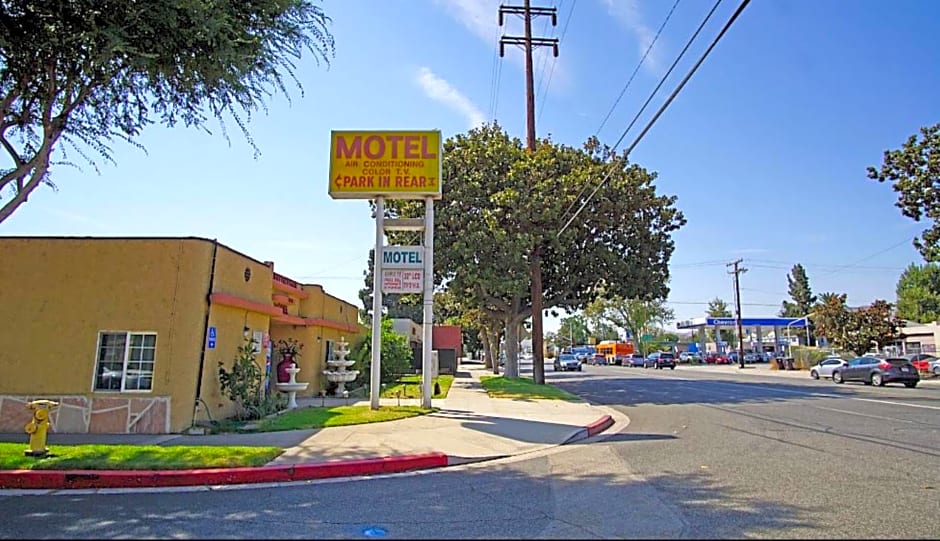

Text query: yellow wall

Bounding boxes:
[0,237,213,432]
[0,237,367,433]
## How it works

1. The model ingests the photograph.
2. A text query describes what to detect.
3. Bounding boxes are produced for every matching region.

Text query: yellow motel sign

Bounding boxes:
[329,130,442,200]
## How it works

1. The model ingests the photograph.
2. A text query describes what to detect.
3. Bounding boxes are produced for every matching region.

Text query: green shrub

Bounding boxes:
[218,338,285,420]
[789,346,840,370]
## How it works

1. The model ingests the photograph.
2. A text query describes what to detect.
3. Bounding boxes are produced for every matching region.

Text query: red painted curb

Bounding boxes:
[585,415,614,437]
[0,452,449,490]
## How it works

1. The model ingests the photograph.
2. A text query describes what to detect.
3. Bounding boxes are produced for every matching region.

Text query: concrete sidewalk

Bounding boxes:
[0,364,625,490]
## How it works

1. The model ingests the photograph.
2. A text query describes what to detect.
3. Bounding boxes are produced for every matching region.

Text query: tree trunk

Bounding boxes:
[481,330,492,369]
[504,317,520,379]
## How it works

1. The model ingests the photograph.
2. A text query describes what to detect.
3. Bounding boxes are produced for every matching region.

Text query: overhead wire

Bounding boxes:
[558,0,750,238]
[560,0,681,219]
[595,0,682,137]
[536,0,578,124]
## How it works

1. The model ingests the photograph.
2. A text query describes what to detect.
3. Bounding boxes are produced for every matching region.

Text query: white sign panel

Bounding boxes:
[382,269,423,293]
[382,246,423,269]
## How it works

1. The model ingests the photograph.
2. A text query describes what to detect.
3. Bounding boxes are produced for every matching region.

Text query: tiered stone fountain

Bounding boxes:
[275,365,308,409]
[323,337,359,396]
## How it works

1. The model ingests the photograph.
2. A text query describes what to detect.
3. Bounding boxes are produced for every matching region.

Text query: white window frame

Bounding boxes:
[92,331,158,393]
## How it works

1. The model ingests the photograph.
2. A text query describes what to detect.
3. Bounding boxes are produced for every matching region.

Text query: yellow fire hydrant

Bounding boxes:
[25,400,58,457]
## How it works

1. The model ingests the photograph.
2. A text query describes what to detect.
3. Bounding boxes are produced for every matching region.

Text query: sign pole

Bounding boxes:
[370,196,385,410]
[421,196,435,408]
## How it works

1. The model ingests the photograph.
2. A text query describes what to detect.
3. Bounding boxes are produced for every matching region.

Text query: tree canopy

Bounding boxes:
[385,123,685,378]
[0,0,334,222]
[584,296,674,357]
[867,122,940,261]
[895,262,940,324]
[813,294,900,356]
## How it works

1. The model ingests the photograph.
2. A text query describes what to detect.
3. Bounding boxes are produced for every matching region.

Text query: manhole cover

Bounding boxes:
[362,526,388,538]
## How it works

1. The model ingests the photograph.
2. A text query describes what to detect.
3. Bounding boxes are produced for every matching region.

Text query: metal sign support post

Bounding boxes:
[370,196,385,410]
[421,197,435,408]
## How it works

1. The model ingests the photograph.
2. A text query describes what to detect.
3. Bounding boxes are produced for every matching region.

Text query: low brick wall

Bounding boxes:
[0,395,171,434]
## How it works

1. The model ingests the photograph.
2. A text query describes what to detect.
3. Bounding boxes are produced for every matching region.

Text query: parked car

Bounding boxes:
[705,353,731,365]
[832,356,919,388]
[929,358,940,377]
[809,357,848,379]
[905,353,936,373]
[553,353,582,372]
[627,353,646,367]
[588,353,608,366]
[645,352,676,370]
[678,352,701,363]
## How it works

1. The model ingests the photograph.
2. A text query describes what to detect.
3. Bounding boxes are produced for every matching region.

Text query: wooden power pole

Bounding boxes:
[499,1,558,383]
[727,259,748,369]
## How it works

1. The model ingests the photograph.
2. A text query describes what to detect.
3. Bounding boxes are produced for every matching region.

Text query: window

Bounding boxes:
[906,342,922,355]
[94,332,157,392]
[325,340,334,362]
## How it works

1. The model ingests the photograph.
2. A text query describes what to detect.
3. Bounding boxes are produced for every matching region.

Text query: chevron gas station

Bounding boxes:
[677,316,810,358]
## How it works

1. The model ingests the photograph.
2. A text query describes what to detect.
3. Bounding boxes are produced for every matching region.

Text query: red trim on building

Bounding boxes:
[273,272,309,299]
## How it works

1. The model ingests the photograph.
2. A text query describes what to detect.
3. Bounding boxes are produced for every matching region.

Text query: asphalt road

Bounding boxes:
[1,362,938,539]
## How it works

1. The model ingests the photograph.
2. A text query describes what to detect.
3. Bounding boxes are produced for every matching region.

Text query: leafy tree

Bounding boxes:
[779,263,817,344]
[707,297,732,317]
[351,317,414,388]
[895,262,940,323]
[779,264,817,317]
[590,321,620,342]
[813,292,850,347]
[841,300,901,356]
[386,124,685,381]
[557,315,590,347]
[584,296,674,356]
[867,122,940,261]
[0,0,335,223]
[705,296,734,345]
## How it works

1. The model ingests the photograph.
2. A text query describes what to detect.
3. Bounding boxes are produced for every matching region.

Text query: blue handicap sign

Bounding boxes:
[208,326,217,339]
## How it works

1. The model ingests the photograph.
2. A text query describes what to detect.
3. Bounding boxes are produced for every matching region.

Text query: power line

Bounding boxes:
[595,0,682,137]
[561,0,694,221]
[534,0,561,102]
[813,237,914,278]
[536,0,577,124]
[558,0,749,237]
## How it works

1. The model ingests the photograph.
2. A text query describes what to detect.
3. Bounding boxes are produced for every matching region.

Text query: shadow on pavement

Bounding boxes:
[0,453,820,539]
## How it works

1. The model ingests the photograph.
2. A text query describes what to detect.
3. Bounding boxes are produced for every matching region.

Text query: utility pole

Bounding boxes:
[499,1,558,383]
[727,259,748,369]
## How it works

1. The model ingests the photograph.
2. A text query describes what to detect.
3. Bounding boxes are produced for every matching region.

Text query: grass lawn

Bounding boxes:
[381,374,454,399]
[0,442,281,471]
[479,376,581,401]
[252,405,434,432]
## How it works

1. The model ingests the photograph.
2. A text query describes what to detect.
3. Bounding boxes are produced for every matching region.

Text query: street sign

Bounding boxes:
[382,246,423,268]
[207,326,217,349]
[329,130,442,200]
[382,269,423,293]
[641,334,653,341]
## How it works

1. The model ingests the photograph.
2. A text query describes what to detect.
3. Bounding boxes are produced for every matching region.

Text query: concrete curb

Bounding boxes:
[0,453,448,490]
[563,414,615,444]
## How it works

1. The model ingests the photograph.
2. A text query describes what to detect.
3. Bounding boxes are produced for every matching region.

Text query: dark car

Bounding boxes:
[645,352,676,370]
[832,356,919,388]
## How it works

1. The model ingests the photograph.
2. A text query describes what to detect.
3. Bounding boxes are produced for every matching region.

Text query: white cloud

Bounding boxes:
[602,0,663,70]
[415,67,486,128]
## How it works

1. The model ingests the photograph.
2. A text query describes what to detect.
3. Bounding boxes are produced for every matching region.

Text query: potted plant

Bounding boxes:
[276,338,304,383]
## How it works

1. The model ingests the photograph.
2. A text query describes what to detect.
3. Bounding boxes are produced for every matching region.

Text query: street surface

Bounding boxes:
[2,362,938,539]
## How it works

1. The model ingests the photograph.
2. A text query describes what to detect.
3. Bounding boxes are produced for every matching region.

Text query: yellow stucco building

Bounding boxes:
[0,237,364,434]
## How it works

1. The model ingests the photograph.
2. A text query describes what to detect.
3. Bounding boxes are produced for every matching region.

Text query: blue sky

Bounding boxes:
[4,0,940,333]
